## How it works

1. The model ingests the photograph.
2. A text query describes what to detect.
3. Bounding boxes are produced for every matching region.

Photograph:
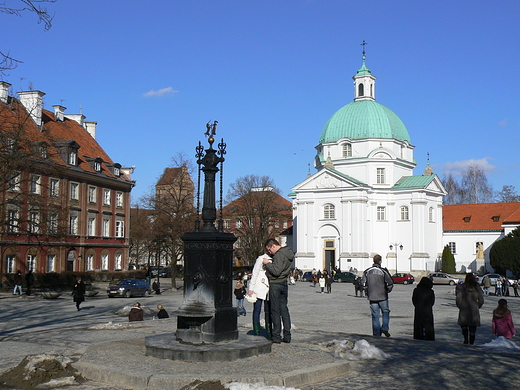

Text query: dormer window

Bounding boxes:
[342,143,352,157]
[463,216,471,223]
[113,167,120,176]
[69,151,77,166]
[39,144,47,159]
[492,216,500,222]
[94,161,101,172]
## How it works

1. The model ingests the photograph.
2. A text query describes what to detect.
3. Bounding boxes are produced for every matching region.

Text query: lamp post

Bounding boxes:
[389,243,403,274]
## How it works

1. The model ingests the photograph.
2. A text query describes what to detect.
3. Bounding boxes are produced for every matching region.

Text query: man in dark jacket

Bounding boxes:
[263,238,294,343]
[363,254,394,337]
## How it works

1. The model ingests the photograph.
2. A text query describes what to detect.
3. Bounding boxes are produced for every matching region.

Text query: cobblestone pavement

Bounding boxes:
[1,279,519,389]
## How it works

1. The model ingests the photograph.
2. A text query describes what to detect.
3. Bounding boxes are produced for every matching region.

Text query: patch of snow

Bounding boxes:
[482,336,520,350]
[88,321,133,330]
[226,382,301,390]
[320,339,390,360]
[36,376,77,388]
[24,353,72,373]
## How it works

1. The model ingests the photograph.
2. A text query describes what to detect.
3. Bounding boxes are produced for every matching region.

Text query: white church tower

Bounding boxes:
[290,47,446,276]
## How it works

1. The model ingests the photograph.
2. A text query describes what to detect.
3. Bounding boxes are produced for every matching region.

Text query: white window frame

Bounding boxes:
[48,213,58,234]
[116,192,123,208]
[69,151,77,166]
[449,242,457,254]
[400,206,409,221]
[29,211,40,234]
[236,220,242,229]
[86,254,94,271]
[115,220,124,237]
[7,209,19,233]
[429,207,434,222]
[69,214,78,235]
[377,168,385,184]
[8,172,21,192]
[115,252,122,270]
[47,254,55,272]
[377,206,386,221]
[30,175,41,194]
[103,189,111,206]
[102,219,110,237]
[70,182,79,200]
[324,203,335,219]
[49,178,60,198]
[342,143,352,157]
[88,186,97,203]
[101,254,109,270]
[6,254,15,273]
[27,254,36,272]
[87,217,96,236]
[113,167,120,177]
[94,161,101,172]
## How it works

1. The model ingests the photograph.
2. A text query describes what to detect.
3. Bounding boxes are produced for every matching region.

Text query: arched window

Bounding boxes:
[324,203,335,219]
[400,206,409,221]
[358,83,364,96]
[342,143,352,157]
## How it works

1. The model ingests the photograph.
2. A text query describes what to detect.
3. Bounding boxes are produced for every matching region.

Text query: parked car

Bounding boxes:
[428,272,459,286]
[302,271,314,282]
[392,273,415,284]
[333,272,358,283]
[107,279,151,298]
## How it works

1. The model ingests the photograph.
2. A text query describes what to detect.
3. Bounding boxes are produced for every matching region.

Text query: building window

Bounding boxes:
[29,211,40,234]
[101,254,109,270]
[86,254,94,271]
[7,209,19,233]
[88,186,97,203]
[275,220,280,229]
[113,167,120,177]
[324,203,335,219]
[87,217,96,236]
[343,143,352,157]
[94,161,101,172]
[8,172,20,192]
[115,252,122,270]
[69,215,78,235]
[115,220,124,237]
[27,254,36,271]
[236,220,242,229]
[69,151,77,166]
[103,189,111,206]
[47,255,55,272]
[48,213,58,234]
[377,168,385,184]
[429,207,434,222]
[223,220,230,229]
[116,192,123,208]
[102,219,110,237]
[49,178,59,197]
[283,220,288,229]
[400,206,409,221]
[30,175,41,194]
[70,182,79,200]
[377,206,386,221]
[6,255,15,273]
[39,145,47,159]
[449,242,456,254]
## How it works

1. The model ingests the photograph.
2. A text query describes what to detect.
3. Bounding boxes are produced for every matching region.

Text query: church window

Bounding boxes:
[429,207,434,222]
[400,206,409,221]
[358,83,364,96]
[377,206,386,221]
[342,143,352,157]
[448,242,456,254]
[324,204,335,219]
[377,168,385,184]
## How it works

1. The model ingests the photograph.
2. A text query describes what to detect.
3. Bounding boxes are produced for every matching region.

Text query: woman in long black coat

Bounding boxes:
[412,277,435,340]
[72,277,86,311]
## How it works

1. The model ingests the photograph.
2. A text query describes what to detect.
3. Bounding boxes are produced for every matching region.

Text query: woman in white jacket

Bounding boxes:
[248,253,272,338]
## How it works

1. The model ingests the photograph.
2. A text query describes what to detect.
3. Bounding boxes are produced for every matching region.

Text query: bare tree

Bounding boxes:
[224,175,292,265]
[496,185,520,203]
[1,0,56,73]
[441,173,463,205]
[460,164,494,204]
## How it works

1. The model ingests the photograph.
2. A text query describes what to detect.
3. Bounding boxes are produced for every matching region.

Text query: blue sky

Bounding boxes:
[2,0,520,203]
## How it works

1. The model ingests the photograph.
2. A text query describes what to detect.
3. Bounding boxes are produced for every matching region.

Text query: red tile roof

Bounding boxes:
[443,202,520,231]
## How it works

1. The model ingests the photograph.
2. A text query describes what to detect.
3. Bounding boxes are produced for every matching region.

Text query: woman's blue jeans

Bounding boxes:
[253,298,271,326]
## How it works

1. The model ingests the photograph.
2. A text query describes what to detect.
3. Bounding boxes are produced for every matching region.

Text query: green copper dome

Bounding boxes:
[319,99,411,144]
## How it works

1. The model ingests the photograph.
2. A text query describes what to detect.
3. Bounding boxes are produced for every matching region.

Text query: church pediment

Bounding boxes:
[292,167,366,191]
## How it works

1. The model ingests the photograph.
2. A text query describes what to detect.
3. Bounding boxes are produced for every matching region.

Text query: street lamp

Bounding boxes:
[389,243,403,274]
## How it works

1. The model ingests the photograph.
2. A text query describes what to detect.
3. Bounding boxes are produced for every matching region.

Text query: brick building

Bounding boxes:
[0,81,134,276]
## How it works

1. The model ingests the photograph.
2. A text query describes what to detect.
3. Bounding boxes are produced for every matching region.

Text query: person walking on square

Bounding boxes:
[325,271,333,294]
[25,270,34,296]
[513,281,519,297]
[318,273,326,293]
[13,270,23,295]
[492,299,516,339]
[363,254,393,337]
[263,238,294,344]
[496,278,502,296]
[249,253,272,338]
[412,277,435,340]
[456,273,484,345]
[481,275,491,296]
[234,279,247,317]
[72,276,86,311]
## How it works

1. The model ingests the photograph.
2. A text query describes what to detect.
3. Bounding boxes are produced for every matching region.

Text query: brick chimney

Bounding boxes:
[84,120,97,139]
[18,90,46,128]
[52,105,66,121]
[0,81,11,104]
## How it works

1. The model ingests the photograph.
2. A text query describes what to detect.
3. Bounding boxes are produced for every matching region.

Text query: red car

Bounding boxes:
[392,273,415,285]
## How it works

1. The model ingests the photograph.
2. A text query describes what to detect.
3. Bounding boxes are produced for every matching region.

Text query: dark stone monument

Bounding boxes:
[176,121,238,344]
[145,122,271,360]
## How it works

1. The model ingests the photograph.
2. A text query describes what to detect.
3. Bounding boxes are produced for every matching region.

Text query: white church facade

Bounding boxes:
[289,55,447,275]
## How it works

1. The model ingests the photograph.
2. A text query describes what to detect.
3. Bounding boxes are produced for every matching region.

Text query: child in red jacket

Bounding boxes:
[492,299,516,339]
